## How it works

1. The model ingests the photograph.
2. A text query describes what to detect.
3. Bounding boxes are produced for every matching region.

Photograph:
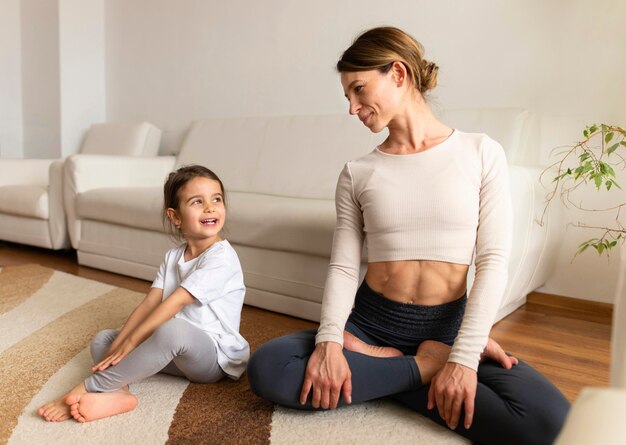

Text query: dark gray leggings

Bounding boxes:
[248,325,569,445]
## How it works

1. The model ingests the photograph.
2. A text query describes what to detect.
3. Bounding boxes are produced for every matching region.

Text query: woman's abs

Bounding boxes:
[365,260,468,306]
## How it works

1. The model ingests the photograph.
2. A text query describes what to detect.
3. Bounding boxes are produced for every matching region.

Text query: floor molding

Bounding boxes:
[527,291,613,319]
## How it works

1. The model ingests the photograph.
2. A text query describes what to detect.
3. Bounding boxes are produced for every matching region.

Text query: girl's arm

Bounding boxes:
[93,287,195,372]
[103,287,164,357]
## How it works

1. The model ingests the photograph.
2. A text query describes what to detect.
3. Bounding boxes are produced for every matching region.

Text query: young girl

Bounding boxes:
[38,164,249,423]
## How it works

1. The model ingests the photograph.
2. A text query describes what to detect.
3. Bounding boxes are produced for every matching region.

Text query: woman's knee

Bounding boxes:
[247,335,312,407]
[516,397,570,445]
[247,341,285,399]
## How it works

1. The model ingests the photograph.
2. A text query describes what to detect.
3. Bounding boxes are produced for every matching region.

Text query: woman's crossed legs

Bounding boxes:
[247,323,569,445]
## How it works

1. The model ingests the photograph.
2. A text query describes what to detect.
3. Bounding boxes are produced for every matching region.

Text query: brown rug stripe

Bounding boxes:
[0,264,54,314]
[166,308,316,445]
[0,285,142,444]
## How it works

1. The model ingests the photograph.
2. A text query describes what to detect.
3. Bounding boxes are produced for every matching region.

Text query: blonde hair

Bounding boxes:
[337,26,438,94]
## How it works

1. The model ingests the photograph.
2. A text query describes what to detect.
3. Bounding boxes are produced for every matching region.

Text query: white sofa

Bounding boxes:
[64,110,559,322]
[554,243,626,444]
[0,122,162,250]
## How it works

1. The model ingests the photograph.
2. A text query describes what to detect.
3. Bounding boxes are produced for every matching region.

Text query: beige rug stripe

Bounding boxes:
[0,287,142,444]
[10,348,189,445]
[0,264,54,315]
[270,400,470,445]
[0,271,114,354]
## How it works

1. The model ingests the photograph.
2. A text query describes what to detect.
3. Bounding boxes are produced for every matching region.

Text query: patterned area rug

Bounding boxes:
[0,264,468,445]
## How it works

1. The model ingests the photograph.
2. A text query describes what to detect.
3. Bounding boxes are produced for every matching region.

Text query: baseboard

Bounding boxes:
[527,291,613,319]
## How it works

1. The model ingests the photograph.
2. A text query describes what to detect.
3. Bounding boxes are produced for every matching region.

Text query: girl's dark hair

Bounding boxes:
[163,164,226,240]
[337,26,438,94]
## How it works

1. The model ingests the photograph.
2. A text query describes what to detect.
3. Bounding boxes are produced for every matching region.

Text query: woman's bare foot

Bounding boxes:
[343,331,403,358]
[66,390,137,423]
[481,338,519,368]
[38,382,88,422]
[414,340,451,384]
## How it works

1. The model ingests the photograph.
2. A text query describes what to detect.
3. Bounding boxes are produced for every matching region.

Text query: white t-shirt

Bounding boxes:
[152,240,249,379]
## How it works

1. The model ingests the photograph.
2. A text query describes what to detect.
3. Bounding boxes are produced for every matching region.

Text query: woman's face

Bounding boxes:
[340,66,404,133]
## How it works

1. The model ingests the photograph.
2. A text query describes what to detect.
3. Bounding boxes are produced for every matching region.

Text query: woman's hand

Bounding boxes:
[300,341,352,409]
[427,337,518,430]
[428,362,477,430]
[92,338,137,372]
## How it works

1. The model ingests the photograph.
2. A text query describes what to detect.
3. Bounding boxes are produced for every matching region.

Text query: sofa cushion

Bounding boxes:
[438,108,535,165]
[226,191,336,257]
[0,185,48,219]
[176,115,383,200]
[76,187,336,257]
[76,187,164,231]
[80,122,162,156]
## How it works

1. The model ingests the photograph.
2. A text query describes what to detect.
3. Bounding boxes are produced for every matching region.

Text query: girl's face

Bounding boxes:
[167,176,225,246]
[340,64,407,133]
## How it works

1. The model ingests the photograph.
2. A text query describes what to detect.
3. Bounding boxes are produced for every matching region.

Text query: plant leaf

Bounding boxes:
[605,132,614,143]
[607,143,619,155]
[594,174,603,189]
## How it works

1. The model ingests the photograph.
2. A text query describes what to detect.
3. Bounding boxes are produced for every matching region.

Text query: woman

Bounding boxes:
[248,27,569,445]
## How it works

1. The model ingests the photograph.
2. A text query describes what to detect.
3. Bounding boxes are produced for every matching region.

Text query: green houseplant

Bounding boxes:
[542,124,626,257]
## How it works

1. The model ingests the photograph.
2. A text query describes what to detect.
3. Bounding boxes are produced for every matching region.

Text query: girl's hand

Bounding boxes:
[92,338,137,372]
[300,342,352,409]
[428,362,477,430]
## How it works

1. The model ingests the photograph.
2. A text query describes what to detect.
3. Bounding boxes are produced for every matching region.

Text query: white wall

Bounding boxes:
[0,0,23,158]
[0,0,105,159]
[58,0,106,157]
[104,0,626,303]
[20,0,61,158]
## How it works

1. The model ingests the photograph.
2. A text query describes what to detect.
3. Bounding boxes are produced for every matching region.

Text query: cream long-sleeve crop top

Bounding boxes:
[315,130,513,371]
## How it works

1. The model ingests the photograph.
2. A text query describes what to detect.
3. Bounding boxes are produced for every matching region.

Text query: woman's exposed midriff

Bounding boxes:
[365,260,469,306]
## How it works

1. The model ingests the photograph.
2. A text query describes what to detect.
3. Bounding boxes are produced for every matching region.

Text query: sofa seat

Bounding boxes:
[76,187,336,258]
[0,185,49,219]
[77,187,164,232]
[227,192,335,257]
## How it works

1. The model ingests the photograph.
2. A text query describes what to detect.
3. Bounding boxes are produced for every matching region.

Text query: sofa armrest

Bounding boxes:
[611,244,626,387]
[64,154,176,248]
[48,160,70,249]
[469,164,561,320]
[554,388,626,445]
[0,159,56,186]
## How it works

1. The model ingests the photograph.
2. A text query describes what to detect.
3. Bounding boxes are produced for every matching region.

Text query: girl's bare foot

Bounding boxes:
[66,390,137,423]
[38,382,88,422]
[38,398,72,422]
[343,331,403,358]
[414,340,451,384]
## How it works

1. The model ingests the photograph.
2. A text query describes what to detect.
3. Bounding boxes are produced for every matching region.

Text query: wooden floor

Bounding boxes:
[0,240,612,402]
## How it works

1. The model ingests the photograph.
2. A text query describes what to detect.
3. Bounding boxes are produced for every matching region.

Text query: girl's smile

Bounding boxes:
[167,176,225,257]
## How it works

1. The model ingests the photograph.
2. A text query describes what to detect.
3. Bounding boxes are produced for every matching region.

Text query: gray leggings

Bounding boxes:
[85,318,225,393]
[247,282,570,445]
